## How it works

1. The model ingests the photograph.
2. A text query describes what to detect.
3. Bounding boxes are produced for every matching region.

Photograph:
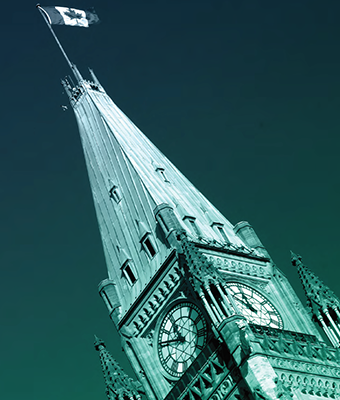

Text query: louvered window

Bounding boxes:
[141,235,157,259]
[212,223,229,242]
[122,262,137,286]
[184,216,200,236]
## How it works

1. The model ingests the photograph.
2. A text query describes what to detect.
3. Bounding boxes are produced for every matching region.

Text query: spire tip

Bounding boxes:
[94,335,105,350]
[290,251,302,265]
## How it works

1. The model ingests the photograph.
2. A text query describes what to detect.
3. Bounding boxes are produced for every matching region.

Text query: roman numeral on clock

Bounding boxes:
[164,354,172,364]
[197,328,205,337]
[171,360,178,372]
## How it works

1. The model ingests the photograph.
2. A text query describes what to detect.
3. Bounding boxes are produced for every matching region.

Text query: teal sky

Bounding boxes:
[1,1,340,399]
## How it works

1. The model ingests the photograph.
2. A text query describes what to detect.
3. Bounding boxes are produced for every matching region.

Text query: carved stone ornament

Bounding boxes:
[209,375,235,400]
[146,330,154,347]
[179,233,229,296]
[235,319,247,330]
[274,377,293,399]
[277,373,339,398]
[253,386,270,400]
[239,329,253,357]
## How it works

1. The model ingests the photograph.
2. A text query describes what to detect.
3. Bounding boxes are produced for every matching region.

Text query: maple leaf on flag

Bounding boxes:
[64,8,83,20]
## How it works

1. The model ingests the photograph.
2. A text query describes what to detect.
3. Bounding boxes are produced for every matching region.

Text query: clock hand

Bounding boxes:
[237,295,258,313]
[160,337,185,346]
[173,323,180,334]
[172,322,186,339]
[248,305,258,313]
[237,298,252,308]
[177,332,185,342]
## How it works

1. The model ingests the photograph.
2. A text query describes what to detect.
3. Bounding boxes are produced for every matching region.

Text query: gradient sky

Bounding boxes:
[1,1,340,399]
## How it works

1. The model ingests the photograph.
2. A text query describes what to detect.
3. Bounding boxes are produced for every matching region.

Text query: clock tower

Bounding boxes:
[62,68,340,400]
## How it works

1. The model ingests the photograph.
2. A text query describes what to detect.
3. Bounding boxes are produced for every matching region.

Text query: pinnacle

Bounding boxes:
[179,232,222,290]
[95,336,143,399]
[292,252,340,314]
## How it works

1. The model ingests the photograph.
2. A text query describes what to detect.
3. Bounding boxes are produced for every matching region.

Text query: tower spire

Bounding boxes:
[291,251,340,347]
[94,336,143,400]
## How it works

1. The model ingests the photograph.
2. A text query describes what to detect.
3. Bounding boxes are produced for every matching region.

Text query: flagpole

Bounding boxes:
[36,4,83,82]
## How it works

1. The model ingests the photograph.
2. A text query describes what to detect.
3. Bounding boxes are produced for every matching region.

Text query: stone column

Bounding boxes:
[324,308,340,338]
[200,290,219,325]
[217,284,233,316]
[318,314,339,347]
[223,284,240,315]
[205,285,225,322]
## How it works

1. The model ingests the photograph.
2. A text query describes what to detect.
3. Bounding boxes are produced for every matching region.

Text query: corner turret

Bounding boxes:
[94,335,144,400]
[292,252,340,347]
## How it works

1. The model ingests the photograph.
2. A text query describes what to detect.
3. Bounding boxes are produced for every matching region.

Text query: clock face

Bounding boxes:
[226,283,283,329]
[157,302,207,378]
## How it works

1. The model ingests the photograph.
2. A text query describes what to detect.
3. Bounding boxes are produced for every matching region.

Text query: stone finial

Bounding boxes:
[290,251,302,266]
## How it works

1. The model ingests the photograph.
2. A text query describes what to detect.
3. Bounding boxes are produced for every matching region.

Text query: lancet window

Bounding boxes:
[157,212,169,232]
[102,291,113,310]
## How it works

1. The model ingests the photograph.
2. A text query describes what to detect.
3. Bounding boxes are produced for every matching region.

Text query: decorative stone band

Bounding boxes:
[273,364,340,398]
[206,254,270,279]
[269,352,340,379]
[249,324,320,345]
[131,267,182,336]
[250,324,340,372]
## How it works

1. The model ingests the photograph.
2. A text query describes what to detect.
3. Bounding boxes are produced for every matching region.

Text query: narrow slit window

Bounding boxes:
[123,263,137,286]
[109,185,121,203]
[142,236,157,258]
[157,213,169,232]
[102,291,113,309]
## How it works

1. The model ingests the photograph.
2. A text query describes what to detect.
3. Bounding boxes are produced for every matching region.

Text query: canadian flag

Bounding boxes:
[37,5,100,28]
